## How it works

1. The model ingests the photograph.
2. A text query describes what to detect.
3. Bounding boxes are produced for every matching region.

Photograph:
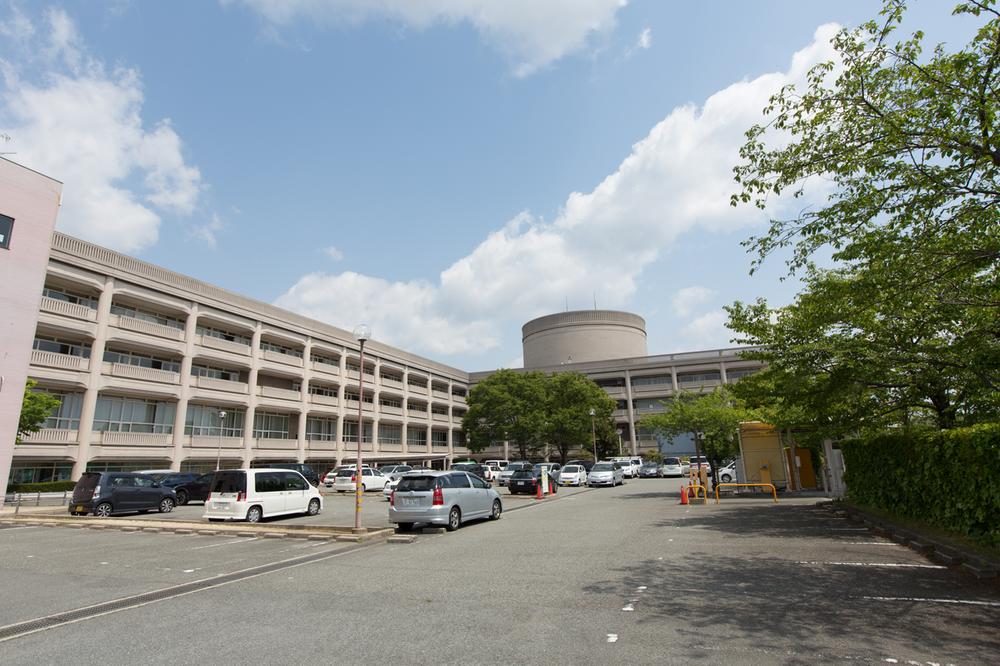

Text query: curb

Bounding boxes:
[825,502,999,580]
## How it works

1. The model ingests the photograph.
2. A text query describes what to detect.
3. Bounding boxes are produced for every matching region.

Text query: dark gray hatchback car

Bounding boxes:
[69,472,177,517]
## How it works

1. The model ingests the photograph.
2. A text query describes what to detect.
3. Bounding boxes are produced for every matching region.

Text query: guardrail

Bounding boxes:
[687,484,708,502]
[714,483,778,503]
[3,491,71,513]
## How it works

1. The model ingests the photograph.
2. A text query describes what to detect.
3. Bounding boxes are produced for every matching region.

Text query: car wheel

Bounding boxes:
[307,498,321,515]
[175,489,189,505]
[721,474,733,483]
[446,506,461,531]
[95,502,113,517]
[158,497,175,513]
[490,500,502,520]
[246,505,263,523]
[397,522,414,532]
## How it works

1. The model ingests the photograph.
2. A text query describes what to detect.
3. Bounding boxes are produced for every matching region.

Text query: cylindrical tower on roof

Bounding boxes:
[521,310,647,368]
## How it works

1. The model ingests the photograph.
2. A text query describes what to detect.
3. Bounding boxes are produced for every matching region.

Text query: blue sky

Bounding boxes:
[0,1,974,370]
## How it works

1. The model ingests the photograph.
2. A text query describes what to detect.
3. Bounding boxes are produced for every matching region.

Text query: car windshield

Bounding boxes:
[336,469,355,477]
[562,466,581,473]
[664,458,680,465]
[511,470,535,479]
[592,463,613,471]
[396,476,437,492]
[378,466,395,473]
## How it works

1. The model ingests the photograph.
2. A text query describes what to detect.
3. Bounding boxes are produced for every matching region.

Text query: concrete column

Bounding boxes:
[71,276,114,480]
[624,369,637,456]
[719,362,728,385]
[169,303,198,471]
[297,338,312,463]
[401,369,410,455]
[241,323,263,467]
[371,357,380,455]
[670,367,678,393]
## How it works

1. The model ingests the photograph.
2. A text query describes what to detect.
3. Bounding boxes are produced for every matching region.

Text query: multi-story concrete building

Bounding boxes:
[13,232,471,484]
[470,310,763,460]
[10,236,764,486]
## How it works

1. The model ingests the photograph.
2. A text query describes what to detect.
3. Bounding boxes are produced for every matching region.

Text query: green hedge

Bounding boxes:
[842,423,1000,546]
[6,480,77,493]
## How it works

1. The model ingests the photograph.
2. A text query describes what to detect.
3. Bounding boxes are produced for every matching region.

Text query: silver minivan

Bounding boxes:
[389,471,502,532]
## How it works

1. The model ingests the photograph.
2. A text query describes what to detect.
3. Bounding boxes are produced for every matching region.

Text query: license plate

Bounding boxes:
[76,505,84,512]
[402,498,419,507]
[214,502,226,509]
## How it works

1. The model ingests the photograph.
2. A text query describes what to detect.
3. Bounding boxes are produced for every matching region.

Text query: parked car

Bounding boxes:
[135,469,174,482]
[69,472,177,517]
[660,457,684,477]
[389,471,502,532]
[480,464,502,482]
[378,465,413,481]
[638,462,662,478]
[451,462,488,480]
[565,459,595,473]
[203,469,322,523]
[383,476,401,501]
[587,462,625,487]
[610,457,640,478]
[533,462,561,479]
[333,467,387,492]
[680,459,691,475]
[688,456,712,477]
[155,472,200,488]
[484,459,509,470]
[507,469,558,495]
[253,462,320,486]
[717,461,738,484]
[497,462,532,487]
[173,473,216,505]
[557,464,587,486]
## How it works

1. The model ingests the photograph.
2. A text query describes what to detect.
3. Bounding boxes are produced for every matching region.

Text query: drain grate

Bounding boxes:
[0,540,373,643]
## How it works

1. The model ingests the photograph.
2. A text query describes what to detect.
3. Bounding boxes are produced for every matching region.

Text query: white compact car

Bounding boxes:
[333,467,387,492]
[660,457,684,477]
[383,476,401,501]
[557,465,587,486]
[203,469,322,523]
[587,462,625,487]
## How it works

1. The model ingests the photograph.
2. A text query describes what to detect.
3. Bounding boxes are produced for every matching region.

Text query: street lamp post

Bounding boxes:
[353,324,371,533]
[215,410,227,471]
[589,408,597,463]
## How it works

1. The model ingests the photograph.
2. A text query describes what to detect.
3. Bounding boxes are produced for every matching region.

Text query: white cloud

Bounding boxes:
[323,245,344,261]
[637,26,651,50]
[227,0,627,77]
[672,286,715,317]
[0,8,203,253]
[275,24,841,359]
[191,213,226,249]
[677,310,733,350]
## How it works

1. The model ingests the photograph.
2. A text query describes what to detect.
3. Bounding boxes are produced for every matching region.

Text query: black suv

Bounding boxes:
[253,463,320,486]
[69,472,178,517]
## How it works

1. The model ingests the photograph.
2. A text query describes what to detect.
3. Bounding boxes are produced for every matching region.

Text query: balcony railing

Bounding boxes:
[31,350,90,372]
[431,388,450,400]
[380,377,403,389]
[344,399,374,413]
[407,383,428,395]
[21,428,77,444]
[191,435,244,449]
[309,393,339,406]
[305,438,338,451]
[107,362,180,384]
[431,412,450,423]
[261,349,304,367]
[198,334,250,355]
[39,296,98,321]
[256,385,301,401]
[100,431,173,447]
[311,361,340,376]
[194,376,249,393]
[380,405,404,416]
[378,442,403,452]
[113,314,184,341]
[253,437,298,450]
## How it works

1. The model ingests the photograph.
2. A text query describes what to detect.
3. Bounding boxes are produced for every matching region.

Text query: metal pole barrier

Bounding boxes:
[15,494,21,515]
[63,490,68,506]
[36,491,41,506]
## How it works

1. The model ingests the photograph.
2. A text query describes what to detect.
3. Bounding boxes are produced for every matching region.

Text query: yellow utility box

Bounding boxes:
[738,422,788,490]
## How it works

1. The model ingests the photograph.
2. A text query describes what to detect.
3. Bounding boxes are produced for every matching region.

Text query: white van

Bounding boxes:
[611,457,641,478]
[203,469,323,523]
[484,460,509,470]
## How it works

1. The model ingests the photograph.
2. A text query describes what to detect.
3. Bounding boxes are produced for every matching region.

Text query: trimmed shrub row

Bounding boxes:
[842,423,1000,546]
[6,480,77,494]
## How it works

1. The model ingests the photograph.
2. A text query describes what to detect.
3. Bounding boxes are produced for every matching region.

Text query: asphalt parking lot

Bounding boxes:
[2,477,996,664]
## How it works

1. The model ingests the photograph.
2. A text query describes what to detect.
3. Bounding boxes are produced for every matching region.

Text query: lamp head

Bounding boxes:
[218,410,227,419]
[353,324,372,342]
[588,408,595,417]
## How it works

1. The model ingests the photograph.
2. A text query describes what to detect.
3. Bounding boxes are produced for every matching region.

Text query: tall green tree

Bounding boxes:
[640,387,754,487]
[544,372,616,463]
[462,369,548,459]
[17,380,61,444]
[729,0,1000,430]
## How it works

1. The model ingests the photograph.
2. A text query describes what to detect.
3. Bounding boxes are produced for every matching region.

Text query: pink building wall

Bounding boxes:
[0,158,62,503]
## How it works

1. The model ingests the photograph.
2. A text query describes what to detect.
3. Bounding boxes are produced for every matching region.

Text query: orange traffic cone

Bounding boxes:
[680,485,689,505]
[536,481,543,500]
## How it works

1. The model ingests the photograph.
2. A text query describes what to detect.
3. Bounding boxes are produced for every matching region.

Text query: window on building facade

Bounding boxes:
[93,396,175,433]
[0,213,12,249]
[378,424,402,445]
[407,376,427,388]
[110,303,185,329]
[408,401,427,412]
[380,372,402,383]
[191,364,242,382]
[252,411,290,439]
[344,390,373,404]
[342,420,372,443]
[33,335,92,358]
[42,285,98,309]
[431,405,449,416]
[379,396,402,408]
[633,398,666,411]
[407,427,427,446]
[306,417,337,441]
[631,375,673,387]
[8,461,73,484]
[594,377,626,389]
[726,368,757,381]
[346,362,375,377]
[196,324,250,346]
[677,371,722,384]
[38,390,83,429]
[185,406,244,437]
[308,384,338,397]
[104,348,181,373]
[431,430,449,447]
[310,353,339,366]
[260,340,303,358]
[453,431,466,447]
[451,387,467,398]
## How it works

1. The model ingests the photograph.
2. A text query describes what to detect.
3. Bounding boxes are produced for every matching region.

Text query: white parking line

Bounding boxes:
[864,596,1000,607]
[847,542,899,546]
[796,561,945,569]
[190,538,259,550]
